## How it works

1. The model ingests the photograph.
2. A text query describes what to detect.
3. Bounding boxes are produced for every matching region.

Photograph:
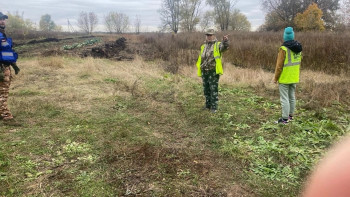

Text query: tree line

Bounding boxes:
[159,0,251,33]
[261,0,350,31]
[160,0,350,32]
[3,0,350,36]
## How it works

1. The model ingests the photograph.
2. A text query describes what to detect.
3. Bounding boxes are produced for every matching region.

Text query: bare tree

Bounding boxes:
[104,12,129,34]
[105,14,114,33]
[77,11,98,34]
[89,12,98,33]
[206,0,237,31]
[180,0,202,32]
[260,10,288,31]
[134,15,141,34]
[159,0,181,33]
[199,11,215,31]
[78,12,89,33]
[262,0,301,27]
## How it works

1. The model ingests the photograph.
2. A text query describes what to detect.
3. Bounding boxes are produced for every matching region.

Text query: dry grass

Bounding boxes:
[181,63,348,86]
[13,56,165,113]
[27,53,348,109]
[37,56,64,69]
[180,63,274,87]
[180,63,350,108]
[140,31,350,75]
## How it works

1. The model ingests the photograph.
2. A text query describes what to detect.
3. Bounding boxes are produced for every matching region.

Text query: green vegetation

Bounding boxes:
[0,57,349,196]
[63,38,101,50]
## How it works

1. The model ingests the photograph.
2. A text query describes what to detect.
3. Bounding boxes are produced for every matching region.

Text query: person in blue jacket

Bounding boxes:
[0,12,20,125]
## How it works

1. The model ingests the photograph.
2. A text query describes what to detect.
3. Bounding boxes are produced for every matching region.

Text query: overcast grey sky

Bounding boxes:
[1,0,265,31]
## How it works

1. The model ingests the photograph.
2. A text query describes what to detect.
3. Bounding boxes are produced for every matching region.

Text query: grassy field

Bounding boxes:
[0,55,349,196]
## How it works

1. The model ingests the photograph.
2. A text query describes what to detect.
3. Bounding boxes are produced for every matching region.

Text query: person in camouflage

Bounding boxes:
[0,12,20,125]
[196,29,229,113]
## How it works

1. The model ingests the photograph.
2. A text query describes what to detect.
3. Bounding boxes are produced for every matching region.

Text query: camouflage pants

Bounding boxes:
[202,69,220,110]
[0,65,13,120]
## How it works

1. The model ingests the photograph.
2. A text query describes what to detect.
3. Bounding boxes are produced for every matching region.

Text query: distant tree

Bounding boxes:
[199,11,215,31]
[206,0,237,31]
[39,14,56,32]
[261,0,339,30]
[159,0,181,33]
[262,0,303,27]
[134,15,141,34]
[260,11,288,31]
[180,0,202,32]
[302,0,340,29]
[5,12,35,36]
[88,12,98,33]
[104,12,129,34]
[77,11,98,34]
[294,3,325,31]
[78,12,90,33]
[230,9,251,31]
[105,14,113,33]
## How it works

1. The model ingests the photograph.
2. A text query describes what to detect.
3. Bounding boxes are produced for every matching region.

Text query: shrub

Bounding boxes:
[139,31,350,75]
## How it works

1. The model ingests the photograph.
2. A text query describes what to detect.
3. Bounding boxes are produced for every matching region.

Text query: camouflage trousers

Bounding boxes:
[202,69,220,110]
[0,65,13,120]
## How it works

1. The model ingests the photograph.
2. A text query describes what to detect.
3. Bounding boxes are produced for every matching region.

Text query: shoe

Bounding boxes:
[210,109,217,113]
[2,119,22,127]
[276,118,288,124]
[288,115,293,121]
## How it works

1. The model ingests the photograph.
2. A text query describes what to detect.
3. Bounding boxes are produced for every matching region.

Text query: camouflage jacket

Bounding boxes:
[200,39,229,71]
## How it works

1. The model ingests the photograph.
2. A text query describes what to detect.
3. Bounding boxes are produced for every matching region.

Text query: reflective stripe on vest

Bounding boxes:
[1,52,14,57]
[196,41,223,77]
[285,48,301,67]
[278,46,301,84]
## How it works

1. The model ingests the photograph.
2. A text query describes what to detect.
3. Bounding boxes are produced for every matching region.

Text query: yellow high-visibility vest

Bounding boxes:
[279,46,302,84]
[196,42,223,77]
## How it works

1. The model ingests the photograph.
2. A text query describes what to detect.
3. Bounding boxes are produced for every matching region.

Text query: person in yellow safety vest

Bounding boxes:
[273,27,302,124]
[196,29,229,113]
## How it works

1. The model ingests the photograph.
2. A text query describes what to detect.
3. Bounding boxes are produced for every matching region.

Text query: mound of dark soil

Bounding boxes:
[85,37,133,61]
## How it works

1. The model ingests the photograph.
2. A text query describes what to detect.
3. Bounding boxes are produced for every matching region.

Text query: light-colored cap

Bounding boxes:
[205,29,215,35]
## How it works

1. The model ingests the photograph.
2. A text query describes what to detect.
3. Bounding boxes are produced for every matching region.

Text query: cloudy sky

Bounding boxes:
[1,0,265,31]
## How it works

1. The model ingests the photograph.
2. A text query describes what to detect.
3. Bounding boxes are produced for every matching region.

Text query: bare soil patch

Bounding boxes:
[15,34,157,62]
